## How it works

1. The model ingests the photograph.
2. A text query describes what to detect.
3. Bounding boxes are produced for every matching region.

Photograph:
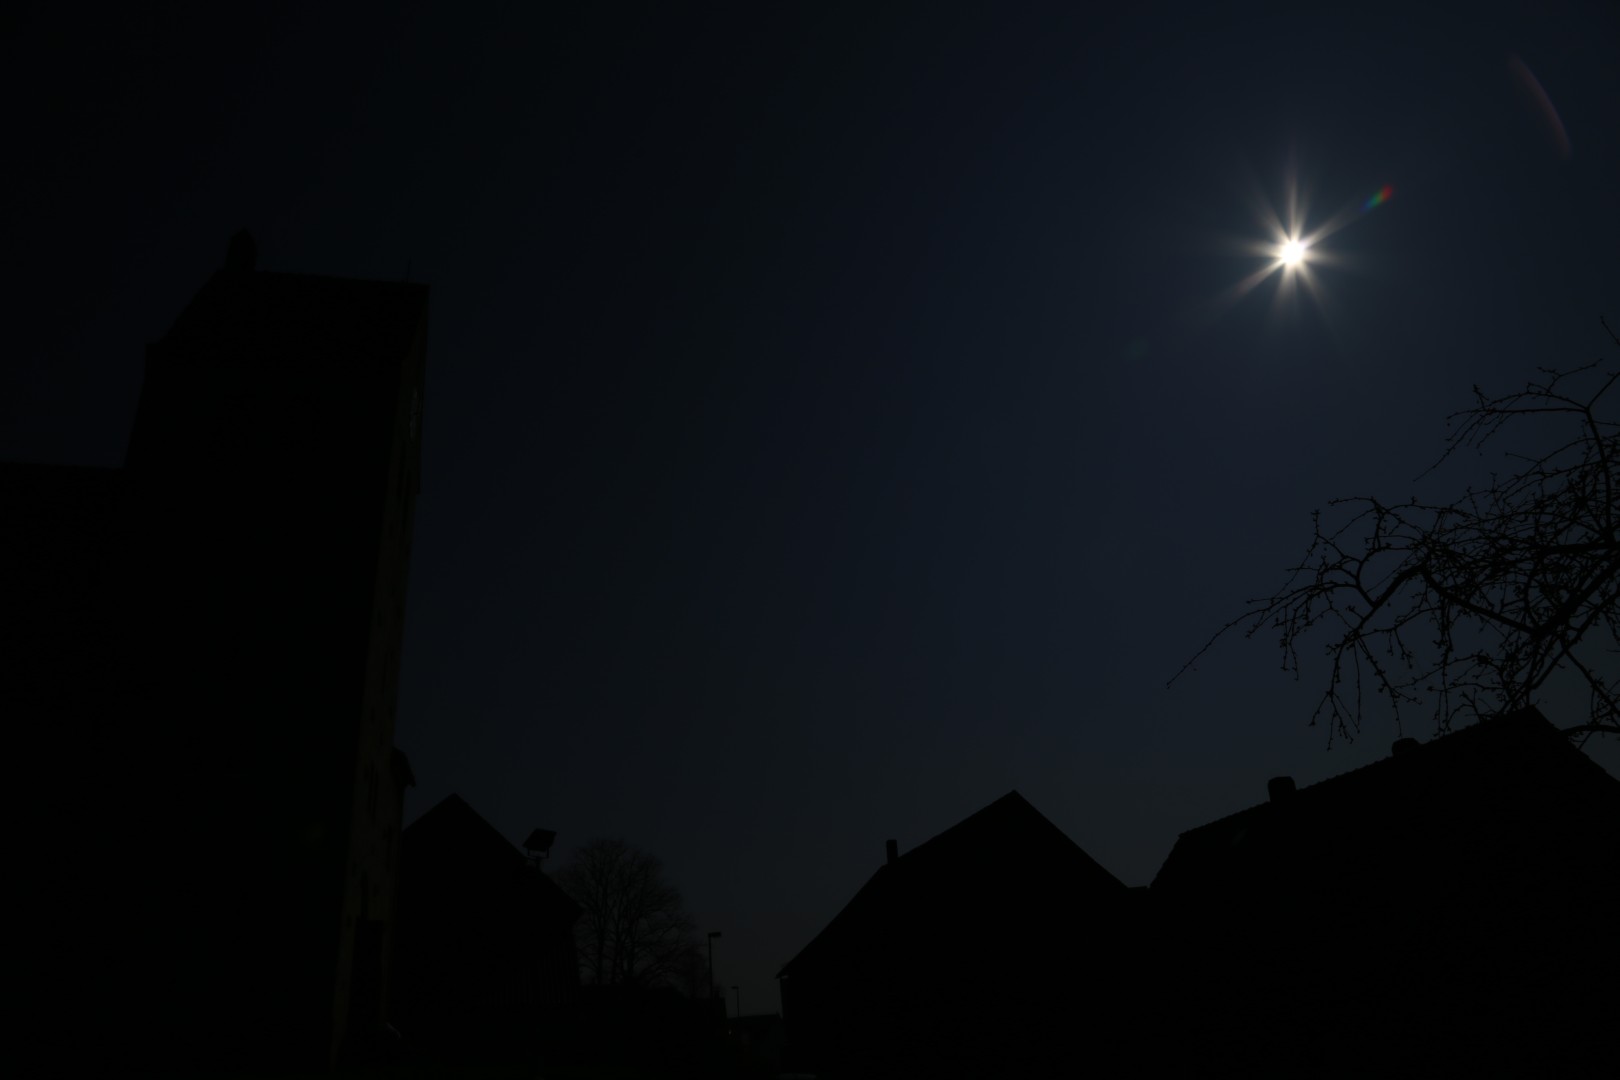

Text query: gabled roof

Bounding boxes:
[402,793,580,925]
[404,793,524,868]
[1150,708,1620,897]
[778,791,1125,980]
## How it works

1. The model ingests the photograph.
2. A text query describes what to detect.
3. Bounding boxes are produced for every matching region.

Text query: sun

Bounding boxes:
[1208,160,1371,324]
[1187,156,1391,351]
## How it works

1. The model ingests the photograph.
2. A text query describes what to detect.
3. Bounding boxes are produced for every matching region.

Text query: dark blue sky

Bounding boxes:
[7,1,1617,1016]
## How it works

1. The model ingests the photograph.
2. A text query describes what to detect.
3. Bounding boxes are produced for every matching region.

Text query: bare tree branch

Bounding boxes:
[555,837,706,993]
[1172,318,1620,745]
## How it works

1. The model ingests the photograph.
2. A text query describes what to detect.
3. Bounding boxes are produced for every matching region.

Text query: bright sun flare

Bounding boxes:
[1212,163,1390,329]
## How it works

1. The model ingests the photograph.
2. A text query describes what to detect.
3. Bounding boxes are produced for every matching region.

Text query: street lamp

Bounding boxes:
[522,828,556,870]
[707,931,722,999]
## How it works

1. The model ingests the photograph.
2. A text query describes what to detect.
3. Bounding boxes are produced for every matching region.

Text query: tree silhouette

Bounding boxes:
[1175,319,1619,743]
[555,837,705,991]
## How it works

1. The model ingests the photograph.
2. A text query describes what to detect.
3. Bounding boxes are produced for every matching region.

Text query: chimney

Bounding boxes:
[1392,737,1420,757]
[1267,776,1296,802]
[885,838,898,865]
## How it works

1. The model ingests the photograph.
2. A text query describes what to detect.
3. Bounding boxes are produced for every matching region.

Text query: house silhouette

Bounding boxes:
[777,791,1138,1078]
[1148,706,1620,1077]
[4,232,428,1074]
[778,712,1619,1078]
[390,796,732,1075]
[390,793,581,1064]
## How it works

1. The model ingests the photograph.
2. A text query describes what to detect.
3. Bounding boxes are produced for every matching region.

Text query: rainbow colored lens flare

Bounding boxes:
[1362,184,1394,212]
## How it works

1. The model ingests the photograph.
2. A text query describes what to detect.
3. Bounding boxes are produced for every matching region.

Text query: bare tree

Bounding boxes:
[1174,319,1619,744]
[554,837,705,991]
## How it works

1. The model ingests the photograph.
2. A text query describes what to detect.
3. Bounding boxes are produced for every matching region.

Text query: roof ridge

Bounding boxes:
[897,790,1031,860]
[1169,708,1584,839]
[408,791,525,860]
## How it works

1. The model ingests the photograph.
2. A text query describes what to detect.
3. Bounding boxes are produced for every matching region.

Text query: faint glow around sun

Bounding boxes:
[1210,161,1391,327]
[1194,162,1393,349]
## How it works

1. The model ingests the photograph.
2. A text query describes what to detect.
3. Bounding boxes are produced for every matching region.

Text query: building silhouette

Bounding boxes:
[777,791,1139,1078]
[1148,707,1620,1078]
[390,793,581,1064]
[5,232,428,1074]
[778,713,1619,1078]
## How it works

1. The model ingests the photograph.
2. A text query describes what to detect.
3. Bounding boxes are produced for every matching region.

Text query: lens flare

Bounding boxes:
[1205,161,1396,339]
[1508,54,1572,160]
[1189,155,1397,357]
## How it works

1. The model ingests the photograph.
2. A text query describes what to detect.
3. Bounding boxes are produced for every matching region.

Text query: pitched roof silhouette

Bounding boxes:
[405,793,526,866]
[778,790,1125,980]
[1150,707,1620,899]
[402,793,580,924]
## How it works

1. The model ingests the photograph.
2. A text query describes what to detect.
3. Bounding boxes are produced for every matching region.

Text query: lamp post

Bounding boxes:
[522,829,556,870]
[707,931,722,999]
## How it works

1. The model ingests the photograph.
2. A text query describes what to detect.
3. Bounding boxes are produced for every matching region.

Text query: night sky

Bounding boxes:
[8,1,1618,1018]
